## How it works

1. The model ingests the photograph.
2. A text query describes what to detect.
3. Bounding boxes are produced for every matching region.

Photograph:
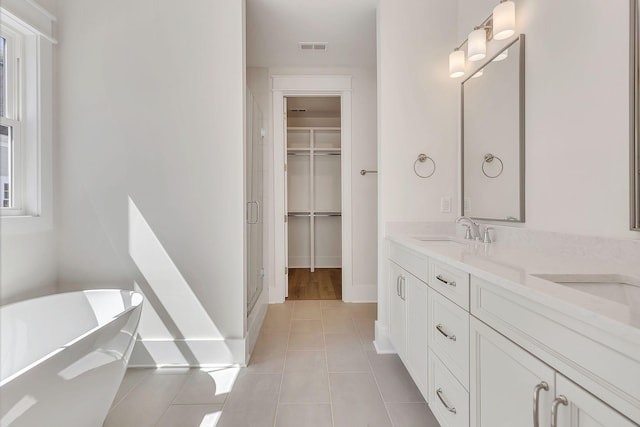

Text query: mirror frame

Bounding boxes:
[460,34,526,223]
[632,0,640,230]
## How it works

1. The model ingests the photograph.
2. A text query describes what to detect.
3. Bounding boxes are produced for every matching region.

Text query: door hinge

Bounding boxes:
[285,267,289,275]
[285,215,288,223]
[284,163,287,172]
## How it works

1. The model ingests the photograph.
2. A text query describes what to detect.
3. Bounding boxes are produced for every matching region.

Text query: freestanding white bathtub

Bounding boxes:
[0,290,143,427]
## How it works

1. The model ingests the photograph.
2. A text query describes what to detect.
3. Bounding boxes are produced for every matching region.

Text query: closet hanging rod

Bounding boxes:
[287,212,341,217]
[360,169,378,175]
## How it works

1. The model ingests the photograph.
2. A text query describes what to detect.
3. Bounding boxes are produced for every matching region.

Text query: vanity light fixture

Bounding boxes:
[447,0,516,78]
[468,27,488,62]
[492,0,516,40]
[471,68,484,79]
[449,48,466,78]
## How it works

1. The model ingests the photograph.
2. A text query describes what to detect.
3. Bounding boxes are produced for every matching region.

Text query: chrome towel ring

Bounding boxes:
[414,153,436,178]
[482,153,503,178]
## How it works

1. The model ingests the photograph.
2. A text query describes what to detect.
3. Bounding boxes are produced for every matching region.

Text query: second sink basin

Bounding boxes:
[533,274,640,306]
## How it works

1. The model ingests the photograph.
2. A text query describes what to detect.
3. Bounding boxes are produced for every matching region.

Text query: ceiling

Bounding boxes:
[246,0,378,68]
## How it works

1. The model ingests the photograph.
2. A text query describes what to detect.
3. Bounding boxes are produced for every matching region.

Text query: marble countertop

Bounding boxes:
[387,233,640,343]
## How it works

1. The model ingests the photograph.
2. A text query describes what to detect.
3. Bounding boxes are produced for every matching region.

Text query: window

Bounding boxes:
[1,31,23,213]
[0,2,56,221]
[0,20,24,215]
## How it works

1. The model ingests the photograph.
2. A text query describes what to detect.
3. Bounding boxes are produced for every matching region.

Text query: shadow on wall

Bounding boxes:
[127,197,229,366]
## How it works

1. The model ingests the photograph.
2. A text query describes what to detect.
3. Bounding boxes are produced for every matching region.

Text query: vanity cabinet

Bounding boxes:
[405,272,429,397]
[429,348,470,427]
[427,259,471,427]
[470,317,555,427]
[554,374,638,427]
[469,275,640,427]
[470,317,638,427]
[429,288,470,390]
[387,242,430,400]
[388,261,407,361]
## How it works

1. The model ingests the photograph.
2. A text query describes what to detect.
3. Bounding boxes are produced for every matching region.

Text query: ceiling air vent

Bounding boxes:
[289,108,307,112]
[298,42,328,52]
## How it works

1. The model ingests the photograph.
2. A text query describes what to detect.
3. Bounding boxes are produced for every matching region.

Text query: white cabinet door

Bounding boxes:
[470,318,555,427]
[388,261,406,360]
[406,272,428,400]
[554,374,638,427]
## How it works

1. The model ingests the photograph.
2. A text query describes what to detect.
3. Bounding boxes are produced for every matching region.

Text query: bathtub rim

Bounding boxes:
[0,289,143,387]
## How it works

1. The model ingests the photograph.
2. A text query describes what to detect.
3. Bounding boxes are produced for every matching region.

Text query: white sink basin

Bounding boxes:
[533,274,640,306]
[412,236,466,245]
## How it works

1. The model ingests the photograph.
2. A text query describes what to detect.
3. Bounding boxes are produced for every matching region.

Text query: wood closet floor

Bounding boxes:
[287,268,342,300]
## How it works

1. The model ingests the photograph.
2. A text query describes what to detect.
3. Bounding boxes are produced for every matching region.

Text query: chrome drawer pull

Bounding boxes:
[551,395,568,427]
[532,381,549,427]
[436,274,456,287]
[436,388,457,414]
[436,324,457,341]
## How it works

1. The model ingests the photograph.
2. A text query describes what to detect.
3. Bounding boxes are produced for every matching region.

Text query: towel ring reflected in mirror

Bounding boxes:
[414,153,436,178]
[481,153,504,178]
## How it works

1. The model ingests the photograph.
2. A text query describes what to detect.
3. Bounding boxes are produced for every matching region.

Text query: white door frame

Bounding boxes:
[271,75,353,303]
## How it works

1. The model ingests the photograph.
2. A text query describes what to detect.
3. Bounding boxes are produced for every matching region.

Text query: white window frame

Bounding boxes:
[0,2,56,228]
[1,23,25,215]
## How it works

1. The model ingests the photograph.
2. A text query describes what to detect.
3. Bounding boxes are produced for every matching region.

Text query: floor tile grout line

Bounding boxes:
[322,300,336,427]
[109,370,151,411]
[272,300,295,427]
[364,338,398,427]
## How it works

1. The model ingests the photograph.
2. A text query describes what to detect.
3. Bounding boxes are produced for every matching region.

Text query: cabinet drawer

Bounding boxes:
[429,288,470,390]
[389,240,429,283]
[429,259,470,309]
[429,350,470,427]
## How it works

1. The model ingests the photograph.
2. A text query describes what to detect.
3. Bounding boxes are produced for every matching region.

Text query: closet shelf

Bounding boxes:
[287,148,341,155]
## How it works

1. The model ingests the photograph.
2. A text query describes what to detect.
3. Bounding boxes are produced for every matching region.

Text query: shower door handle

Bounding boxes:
[247,201,259,224]
[254,200,261,223]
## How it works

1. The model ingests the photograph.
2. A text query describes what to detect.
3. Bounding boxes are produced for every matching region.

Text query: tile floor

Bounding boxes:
[103,300,441,427]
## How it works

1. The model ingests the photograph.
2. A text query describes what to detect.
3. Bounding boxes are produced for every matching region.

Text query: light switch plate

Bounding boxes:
[440,197,451,213]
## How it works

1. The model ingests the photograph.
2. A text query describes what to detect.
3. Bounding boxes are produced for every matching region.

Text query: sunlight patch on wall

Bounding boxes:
[128,197,222,340]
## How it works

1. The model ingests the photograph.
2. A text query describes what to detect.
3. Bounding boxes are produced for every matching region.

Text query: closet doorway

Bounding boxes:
[272,75,353,303]
[286,96,342,300]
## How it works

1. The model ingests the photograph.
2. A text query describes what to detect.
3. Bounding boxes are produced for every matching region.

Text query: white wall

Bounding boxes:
[375,0,459,350]
[1,231,56,304]
[0,0,57,305]
[457,0,637,239]
[268,66,379,301]
[55,0,247,366]
[378,0,459,226]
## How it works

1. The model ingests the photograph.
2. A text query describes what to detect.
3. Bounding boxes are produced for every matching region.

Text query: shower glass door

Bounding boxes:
[246,89,264,314]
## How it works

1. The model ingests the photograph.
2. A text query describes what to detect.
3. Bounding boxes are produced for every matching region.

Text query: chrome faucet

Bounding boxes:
[455,216,481,240]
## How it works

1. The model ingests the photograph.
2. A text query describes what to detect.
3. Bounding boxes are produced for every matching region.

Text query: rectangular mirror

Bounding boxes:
[461,35,525,222]
[632,0,640,230]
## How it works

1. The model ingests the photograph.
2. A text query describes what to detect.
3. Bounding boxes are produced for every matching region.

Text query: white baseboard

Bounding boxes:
[128,338,246,368]
[246,292,268,360]
[374,320,396,354]
[346,283,377,302]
